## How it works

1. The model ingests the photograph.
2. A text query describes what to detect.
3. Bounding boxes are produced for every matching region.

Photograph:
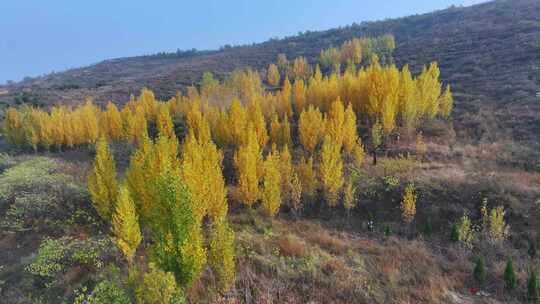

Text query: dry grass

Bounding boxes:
[307,230,349,255]
[277,235,306,258]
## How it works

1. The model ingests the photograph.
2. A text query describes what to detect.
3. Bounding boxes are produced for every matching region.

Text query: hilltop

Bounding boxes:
[2,0,540,144]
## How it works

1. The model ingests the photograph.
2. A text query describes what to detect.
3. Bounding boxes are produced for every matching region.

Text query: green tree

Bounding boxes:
[208,219,236,292]
[530,270,539,303]
[473,256,486,286]
[504,258,517,290]
[530,239,537,259]
[450,224,459,242]
[136,263,185,304]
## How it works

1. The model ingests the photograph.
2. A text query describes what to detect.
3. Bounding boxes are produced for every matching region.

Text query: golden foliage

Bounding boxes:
[88,137,118,220]
[112,184,142,264]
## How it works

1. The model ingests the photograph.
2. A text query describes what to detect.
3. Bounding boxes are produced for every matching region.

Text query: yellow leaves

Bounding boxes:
[88,137,118,220]
[399,65,418,135]
[343,179,356,211]
[3,107,24,147]
[270,114,291,148]
[247,98,269,149]
[292,57,310,80]
[267,63,280,86]
[112,184,142,264]
[234,124,262,207]
[293,78,307,113]
[81,99,100,145]
[181,131,228,222]
[319,136,344,207]
[156,103,175,139]
[325,97,346,147]
[342,103,358,154]
[298,105,325,154]
[416,62,442,119]
[261,147,282,217]
[228,98,248,146]
[400,183,417,224]
[104,102,123,140]
[439,85,453,119]
[297,156,317,200]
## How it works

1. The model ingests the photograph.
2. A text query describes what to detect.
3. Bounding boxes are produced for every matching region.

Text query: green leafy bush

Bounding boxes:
[0,157,88,233]
[26,237,113,281]
[74,280,131,304]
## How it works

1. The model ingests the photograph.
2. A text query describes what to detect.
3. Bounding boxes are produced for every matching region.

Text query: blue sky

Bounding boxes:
[0,0,488,84]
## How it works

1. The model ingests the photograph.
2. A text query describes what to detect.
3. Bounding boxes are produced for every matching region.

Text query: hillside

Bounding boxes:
[2,0,540,143]
[2,1,540,303]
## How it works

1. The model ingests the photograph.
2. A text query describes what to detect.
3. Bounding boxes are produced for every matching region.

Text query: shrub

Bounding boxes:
[208,219,236,292]
[136,263,185,304]
[277,234,306,258]
[74,280,131,304]
[0,157,87,233]
[26,237,112,281]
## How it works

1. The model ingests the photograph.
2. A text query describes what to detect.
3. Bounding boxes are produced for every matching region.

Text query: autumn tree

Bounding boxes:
[261,147,282,217]
[112,184,142,264]
[3,108,25,147]
[208,219,236,292]
[297,156,317,201]
[88,137,118,220]
[181,131,228,221]
[319,136,344,207]
[156,103,175,139]
[439,84,454,118]
[342,103,358,154]
[298,105,325,153]
[104,102,123,141]
[326,97,346,148]
[267,63,280,86]
[293,78,307,113]
[401,183,417,224]
[234,124,262,206]
[343,179,356,216]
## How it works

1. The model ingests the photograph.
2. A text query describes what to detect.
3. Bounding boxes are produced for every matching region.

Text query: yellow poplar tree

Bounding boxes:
[105,102,123,140]
[343,179,356,213]
[81,99,100,145]
[267,63,280,86]
[247,98,269,149]
[156,103,175,138]
[293,78,307,113]
[326,97,346,147]
[342,103,358,154]
[88,137,118,220]
[3,108,24,147]
[401,183,417,224]
[181,131,228,222]
[439,85,453,118]
[297,156,317,200]
[234,124,261,206]
[261,147,282,217]
[319,136,344,207]
[399,66,418,136]
[298,105,325,153]
[112,184,142,264]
